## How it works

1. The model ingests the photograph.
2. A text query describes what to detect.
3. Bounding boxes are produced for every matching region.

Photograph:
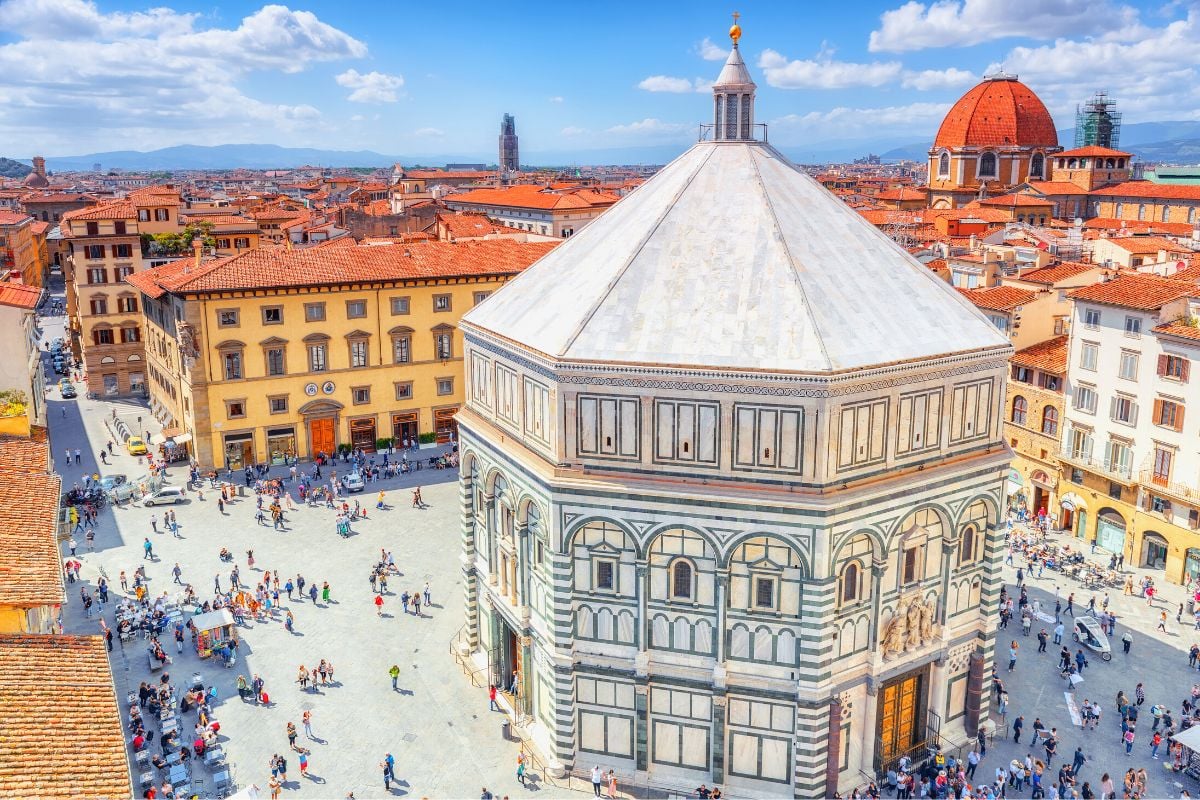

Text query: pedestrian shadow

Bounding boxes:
[304,773,326,784]
[288,630,305,637]
[380,613,394,619]
[395,688,414,696]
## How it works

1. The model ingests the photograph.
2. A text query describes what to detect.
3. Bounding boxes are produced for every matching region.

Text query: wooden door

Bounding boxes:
[877,671,923,766]
[309,418,335,457]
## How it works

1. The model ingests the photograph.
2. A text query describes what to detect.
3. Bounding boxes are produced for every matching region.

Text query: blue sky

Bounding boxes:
[0,0,1197,159]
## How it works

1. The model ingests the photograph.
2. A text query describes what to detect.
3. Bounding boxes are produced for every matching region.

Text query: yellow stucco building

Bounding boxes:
[128,238,557,468]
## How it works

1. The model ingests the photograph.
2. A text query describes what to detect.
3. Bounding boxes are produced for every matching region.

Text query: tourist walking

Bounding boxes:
[390,664,400,690]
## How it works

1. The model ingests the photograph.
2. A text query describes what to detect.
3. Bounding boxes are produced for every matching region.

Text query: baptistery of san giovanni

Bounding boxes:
[455,21,1012,798]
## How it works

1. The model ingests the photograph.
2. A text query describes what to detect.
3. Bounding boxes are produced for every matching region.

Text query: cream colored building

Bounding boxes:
[127,238,555,468]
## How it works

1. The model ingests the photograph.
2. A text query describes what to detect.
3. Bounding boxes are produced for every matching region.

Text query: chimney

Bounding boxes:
[192,235,203,269]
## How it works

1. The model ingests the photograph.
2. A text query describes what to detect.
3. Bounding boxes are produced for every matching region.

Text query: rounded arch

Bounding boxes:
[565,516,641,558]
[459,449,481,481]
[667,556,697,600]
[721,531,808,574]
[979,151,998,177]
[1030,152,1045,178]
[937,151,950,177]
[644,523,719,561]
[951,494,1000,529]
[831,527,886,563]
[483,467,517,507]
[1011,395,1028,425]
[887,504,952,549]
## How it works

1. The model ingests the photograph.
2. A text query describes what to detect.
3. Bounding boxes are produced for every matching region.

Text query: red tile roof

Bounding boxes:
[876,187,928,201]
[1056,145,1131,158]
[127,238,559,296]
[1154,321,1200,342]
[1104,236,1190,254]
[957,285,1039,311]
[61,200,134,222]
[0,634,130,799]
[0,211,32,226]
[28,221,49,236]
[934,77,1059,149]
[1068,273,1195,310]
[448,184,619,211]
[1024,181,1090,195]
[1090,181,1200,200]
[438,212,527,239]
[0,282,40,310]
[0,437,62,607]
[977,193,1054,207]
[1083,217,1196,235]
[1011,335,1069,373]
[0,434,50,473]
[1014,262,1101,285]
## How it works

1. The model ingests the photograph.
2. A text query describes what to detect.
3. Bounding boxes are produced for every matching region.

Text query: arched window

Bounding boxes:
[1011,395,1028,425]
[1138,204,1147,221]
[1042,406,1059,436]
[1067,158,1077,169]
[840,561,861,603]
[1118,158,1126,168]
[1030,153,1044,178]
[1106,158,1115,169]
[938,152,950,177]
[671,560,693,600]
[959,526,977,564]
[979,152,997,178]
[1163,205,1171,222]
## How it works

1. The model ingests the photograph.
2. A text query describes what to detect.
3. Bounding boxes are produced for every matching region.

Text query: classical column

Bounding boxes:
[636,563,648,651]
[461,469,480,650]
[964,650,985,738]
[711,695,727,784]
[939,537,958,624]
[868,560,888,649]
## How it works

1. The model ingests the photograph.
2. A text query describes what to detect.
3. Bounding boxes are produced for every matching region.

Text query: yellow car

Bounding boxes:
[125,436,148,455]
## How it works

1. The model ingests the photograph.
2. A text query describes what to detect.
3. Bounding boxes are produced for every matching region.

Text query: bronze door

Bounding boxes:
[877,671,924,766]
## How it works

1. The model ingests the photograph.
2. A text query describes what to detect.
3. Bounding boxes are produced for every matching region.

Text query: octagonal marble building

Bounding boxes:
[456,29,1012,799]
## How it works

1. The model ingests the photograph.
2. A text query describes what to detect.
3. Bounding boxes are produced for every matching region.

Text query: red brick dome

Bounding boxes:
[934,76,1058,149]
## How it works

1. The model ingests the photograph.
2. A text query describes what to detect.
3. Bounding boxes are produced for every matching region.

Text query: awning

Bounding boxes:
[192,608,234,633]
[1060,492,1085,512]
[1005,468,1024,495]
[149,433,167,445]
[172,433,193,444]
[1173,724,1200,752]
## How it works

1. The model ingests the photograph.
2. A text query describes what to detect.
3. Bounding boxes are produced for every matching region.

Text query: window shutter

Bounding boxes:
[1129,402,1138,426]
[1109,396,1118,420]
[1158,354,1169,376]
[1177,405,1186,432]
[1184,359,1192,384]
[1103,440,1113,469]
[1153,399,1164,426]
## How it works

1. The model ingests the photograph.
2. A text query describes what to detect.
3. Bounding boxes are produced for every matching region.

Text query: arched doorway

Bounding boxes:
[1095,508,1127,554]
[1030,470,1052,518]
[1059,493,1085,534]
[1142,532,1168,571]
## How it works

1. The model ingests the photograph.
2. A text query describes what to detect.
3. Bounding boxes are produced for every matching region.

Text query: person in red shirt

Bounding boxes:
[374,594,384,615]
[132,733,145,751]
[489,684,498,711]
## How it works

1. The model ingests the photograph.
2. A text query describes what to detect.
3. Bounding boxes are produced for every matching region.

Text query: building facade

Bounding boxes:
[127,239,555,469]
[0,283,46,427]
[62,187,181,397]
[1003,336,1067,517]
[1059,274,1200,580]
[445,185,619,239]
[457,31,1012,798]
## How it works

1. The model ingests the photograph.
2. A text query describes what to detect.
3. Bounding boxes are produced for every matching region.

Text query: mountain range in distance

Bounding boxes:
[16,121,1200,172]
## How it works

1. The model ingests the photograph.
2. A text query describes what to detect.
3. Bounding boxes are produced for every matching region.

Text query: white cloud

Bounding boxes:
[560,126,587,136]
[413,127,443,137]
[0,2,370,151]
[869,0,1140,52]
[696,37,729,61]
[637,75,711,93]
[901,67,977,90]
[336,69,404,103]
[549,96,564,103]
[758,48,902,89]
[605,118,691,137]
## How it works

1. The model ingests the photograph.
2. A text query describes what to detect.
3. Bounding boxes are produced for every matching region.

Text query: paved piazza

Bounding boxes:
[49,386,574,797]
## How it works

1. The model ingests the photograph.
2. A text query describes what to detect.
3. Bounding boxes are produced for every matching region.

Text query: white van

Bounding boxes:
[142,486,184,506]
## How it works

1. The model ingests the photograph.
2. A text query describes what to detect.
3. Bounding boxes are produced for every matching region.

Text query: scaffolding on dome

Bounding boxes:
[1075,91,1122,149]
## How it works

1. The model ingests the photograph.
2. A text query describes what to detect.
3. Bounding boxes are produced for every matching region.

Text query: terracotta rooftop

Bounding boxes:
[1083,217,1196,235]
[934,76,1059,150]
[448,184,619,211]
[438,212,527,239]
[956,285,1039,311]
[1068,273,1195,310]
[19,192,96,204]
[977,193,1054,207]
[0,211,32,226]
[0,467,62,607]
[1024,181,1089,195]
[1155,321,1200,342]
[876,187,928,201]
[0,434,51,473]
[0,282,41,310]
[0,634,130,799]
[1090,181,1200,200]
[61,200,134,222]
[1103,235,1190,254]
[127,238,559,296]
[1014,262,1100,285]
[1011,334,1069,373]
[1056,145,1132,159]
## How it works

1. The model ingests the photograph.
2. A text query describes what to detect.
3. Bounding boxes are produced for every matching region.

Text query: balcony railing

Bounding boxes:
[1139,469,1200,504]
[1058,448,1134,481]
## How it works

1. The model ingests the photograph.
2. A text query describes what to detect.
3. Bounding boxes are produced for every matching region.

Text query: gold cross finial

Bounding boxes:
[729,11,742,44]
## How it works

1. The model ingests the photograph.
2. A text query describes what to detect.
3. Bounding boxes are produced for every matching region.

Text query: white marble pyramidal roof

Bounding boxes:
[464,41,1010,376]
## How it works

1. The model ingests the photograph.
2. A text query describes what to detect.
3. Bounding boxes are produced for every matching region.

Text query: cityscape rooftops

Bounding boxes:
[1068,272,1195,310]
[0,282,42,310]
[1010,334,1069,373]
[956,285,1039,311]
[1089,181,1200,200]
[1014,262,1102,285]
[1056,145,1132,159]
[447,184,619,211]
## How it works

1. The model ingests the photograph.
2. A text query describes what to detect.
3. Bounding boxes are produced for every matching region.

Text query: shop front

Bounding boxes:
[266,426,297,465]
[1095,508,1127,554]
[1141,531,1168,570]
[1004,468,1025,513]
[392,411,418,447]
[1059,493,1086,535]
[223,431,254,470]
[1029,470,1055,520]
[349,416,377,453]
[434,406,459,444]
[1186,548,1200,583]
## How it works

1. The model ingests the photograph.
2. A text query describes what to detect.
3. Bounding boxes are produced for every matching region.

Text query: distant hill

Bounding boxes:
[0,157,32,178]
[46,144,404,172]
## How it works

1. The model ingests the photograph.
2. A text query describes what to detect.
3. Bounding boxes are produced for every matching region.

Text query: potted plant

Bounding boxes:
[418,432,437,448]
[375,436,394,453]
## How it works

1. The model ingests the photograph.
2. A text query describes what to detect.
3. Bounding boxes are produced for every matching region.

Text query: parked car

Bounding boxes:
[142,486,184,507]
[125,436,148,455]
[53,358,68,375]
[59,380,76,398]
[340,471,366,493]
[100,474,138,502]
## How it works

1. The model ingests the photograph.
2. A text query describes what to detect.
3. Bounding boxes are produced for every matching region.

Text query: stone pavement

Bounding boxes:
[976,523,1200,797]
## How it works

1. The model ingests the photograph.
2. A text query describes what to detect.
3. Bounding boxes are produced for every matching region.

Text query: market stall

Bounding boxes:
[1169,725,1200,782]
[192,608,237,660]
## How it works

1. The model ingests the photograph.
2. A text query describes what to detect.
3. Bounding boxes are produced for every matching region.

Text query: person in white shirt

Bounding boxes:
[591,766,603,797]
